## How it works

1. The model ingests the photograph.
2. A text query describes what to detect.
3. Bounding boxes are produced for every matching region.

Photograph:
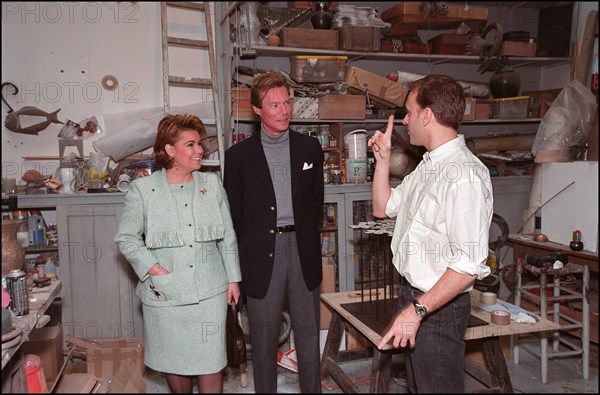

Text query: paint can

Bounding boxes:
[344,129,368,159]
[344,158,368,183]
[6,269,29,316]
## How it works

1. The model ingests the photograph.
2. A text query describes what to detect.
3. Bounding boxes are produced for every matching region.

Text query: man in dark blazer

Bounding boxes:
[224,72,324,393]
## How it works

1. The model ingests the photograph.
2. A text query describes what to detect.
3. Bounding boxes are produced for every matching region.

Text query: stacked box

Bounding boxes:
[290,56,347,83]
[280,28,339,50]
[337,25,381,52]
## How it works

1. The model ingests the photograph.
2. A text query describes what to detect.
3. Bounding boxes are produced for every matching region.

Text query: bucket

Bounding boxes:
[345,158,368,183]
[344,129,368,159]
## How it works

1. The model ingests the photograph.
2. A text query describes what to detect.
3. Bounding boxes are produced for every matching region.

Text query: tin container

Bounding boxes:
[6,269,29,316]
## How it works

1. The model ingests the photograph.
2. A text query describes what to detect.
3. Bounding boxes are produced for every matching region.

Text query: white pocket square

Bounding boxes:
[302,162,313,170]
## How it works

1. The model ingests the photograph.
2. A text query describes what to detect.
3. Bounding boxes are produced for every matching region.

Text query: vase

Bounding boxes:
[311,3,332,30]
[489,70,521,98]
[2,219,26,278]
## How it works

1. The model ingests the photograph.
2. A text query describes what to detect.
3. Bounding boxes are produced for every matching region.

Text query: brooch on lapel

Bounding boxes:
[200,188,207,195]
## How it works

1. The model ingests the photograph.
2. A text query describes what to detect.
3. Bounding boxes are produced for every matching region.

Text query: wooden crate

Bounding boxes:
[318,95,365,120]
[280,27,338,50]
[500,41,537,57]
[428,34,468,55]
[381,2,488,27]
[337,25,381,52]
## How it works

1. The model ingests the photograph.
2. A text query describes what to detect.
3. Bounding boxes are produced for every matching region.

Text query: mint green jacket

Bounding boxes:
[115,170,241,307]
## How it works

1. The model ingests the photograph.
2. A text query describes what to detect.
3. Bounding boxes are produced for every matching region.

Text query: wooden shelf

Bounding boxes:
[24,245,59,254]
[234,44,570,69]
[233,116,544,125]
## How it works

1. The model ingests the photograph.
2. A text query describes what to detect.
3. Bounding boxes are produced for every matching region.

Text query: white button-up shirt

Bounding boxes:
[385,135,493,293]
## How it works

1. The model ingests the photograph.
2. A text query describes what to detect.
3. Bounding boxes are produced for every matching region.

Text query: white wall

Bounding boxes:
[2,2,597,181]
[1,2,209,181]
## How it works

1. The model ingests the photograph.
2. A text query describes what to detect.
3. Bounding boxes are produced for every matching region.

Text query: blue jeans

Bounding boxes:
[398,280,471,393]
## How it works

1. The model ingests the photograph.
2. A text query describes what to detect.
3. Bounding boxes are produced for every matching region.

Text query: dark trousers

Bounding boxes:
[398,278,471,393]
[246,232,321,393]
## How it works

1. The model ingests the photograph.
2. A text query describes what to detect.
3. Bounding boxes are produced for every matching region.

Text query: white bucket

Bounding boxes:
[345,158,368,183]
[344,129,368,159]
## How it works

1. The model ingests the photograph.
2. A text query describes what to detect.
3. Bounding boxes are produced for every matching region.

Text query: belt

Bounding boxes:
[275,225,295,233]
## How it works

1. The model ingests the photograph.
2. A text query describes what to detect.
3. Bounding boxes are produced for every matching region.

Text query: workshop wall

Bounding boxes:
[1,2,205,179]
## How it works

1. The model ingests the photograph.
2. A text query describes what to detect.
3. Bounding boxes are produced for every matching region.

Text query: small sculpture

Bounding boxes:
[2,82,63,135]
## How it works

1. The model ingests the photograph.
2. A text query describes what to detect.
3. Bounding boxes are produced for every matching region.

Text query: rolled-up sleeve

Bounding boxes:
[445,179,492,280]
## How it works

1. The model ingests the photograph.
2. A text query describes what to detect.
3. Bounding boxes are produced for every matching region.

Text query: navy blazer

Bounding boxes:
[224,130,324,299]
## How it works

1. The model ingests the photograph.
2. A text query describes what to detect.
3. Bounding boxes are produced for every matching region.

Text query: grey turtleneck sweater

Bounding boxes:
[261,129,294,226]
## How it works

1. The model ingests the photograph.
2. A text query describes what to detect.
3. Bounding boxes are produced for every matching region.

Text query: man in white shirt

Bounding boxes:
[369,74,493,393]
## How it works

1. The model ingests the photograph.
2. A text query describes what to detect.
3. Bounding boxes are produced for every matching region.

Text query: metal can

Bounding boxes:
[6,269,29,316]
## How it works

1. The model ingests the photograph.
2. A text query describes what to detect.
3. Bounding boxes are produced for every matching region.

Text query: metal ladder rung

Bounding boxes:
[168,76,212,88]
[166,2,205,12]
[201,159,221,167]
[167,37,209,49]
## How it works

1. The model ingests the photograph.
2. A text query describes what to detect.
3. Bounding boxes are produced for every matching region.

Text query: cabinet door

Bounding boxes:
[322,193,346,291]
[57,204,142,341]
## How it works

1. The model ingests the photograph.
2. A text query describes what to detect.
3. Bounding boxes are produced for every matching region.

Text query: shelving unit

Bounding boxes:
[215,2,571,292]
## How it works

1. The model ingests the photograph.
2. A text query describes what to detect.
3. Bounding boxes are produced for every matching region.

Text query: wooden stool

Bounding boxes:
[513,259,589,383]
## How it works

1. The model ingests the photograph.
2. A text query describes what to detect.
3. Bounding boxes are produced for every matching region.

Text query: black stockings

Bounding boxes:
[165,372,223,393]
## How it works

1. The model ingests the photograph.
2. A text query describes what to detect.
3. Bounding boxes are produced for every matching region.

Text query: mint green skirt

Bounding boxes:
[142,291,227,375]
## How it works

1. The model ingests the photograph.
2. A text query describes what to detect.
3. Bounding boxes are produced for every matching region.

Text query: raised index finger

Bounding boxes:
[384,115,394,138]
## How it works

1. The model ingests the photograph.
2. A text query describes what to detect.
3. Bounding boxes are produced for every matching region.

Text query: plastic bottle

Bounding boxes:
[44,256,58,280]
[33,219,45,247]
[17,219,30,248]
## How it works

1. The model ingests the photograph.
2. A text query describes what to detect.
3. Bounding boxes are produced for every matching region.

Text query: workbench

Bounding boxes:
[506,234,598,274]
[320,288,560,393]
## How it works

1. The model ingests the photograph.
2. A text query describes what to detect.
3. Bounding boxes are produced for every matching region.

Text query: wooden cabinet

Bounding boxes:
[57,204,143,341]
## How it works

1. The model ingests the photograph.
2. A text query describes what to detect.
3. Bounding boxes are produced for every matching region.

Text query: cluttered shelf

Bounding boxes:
[233,44,570,69]
[1,280,62,370]
[232,116,544,124]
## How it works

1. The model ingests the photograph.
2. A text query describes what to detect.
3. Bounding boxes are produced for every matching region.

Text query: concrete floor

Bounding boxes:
[143,335,598,393]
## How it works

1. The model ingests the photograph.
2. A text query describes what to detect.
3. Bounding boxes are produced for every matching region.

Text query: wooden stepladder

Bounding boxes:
[160,2,226,173]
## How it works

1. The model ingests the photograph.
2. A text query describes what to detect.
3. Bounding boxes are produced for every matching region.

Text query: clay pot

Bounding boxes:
[489,70,521,98]
[311,11,332,30]
[2,220,26,278]
[267,35,281,47]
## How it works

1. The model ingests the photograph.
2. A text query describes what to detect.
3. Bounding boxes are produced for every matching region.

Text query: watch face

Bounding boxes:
[413,301,427,317]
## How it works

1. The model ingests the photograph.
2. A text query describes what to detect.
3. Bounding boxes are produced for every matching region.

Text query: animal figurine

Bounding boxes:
[2,82,63,135]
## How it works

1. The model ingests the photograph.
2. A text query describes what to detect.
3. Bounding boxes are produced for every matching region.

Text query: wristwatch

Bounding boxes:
[412,300,428,318]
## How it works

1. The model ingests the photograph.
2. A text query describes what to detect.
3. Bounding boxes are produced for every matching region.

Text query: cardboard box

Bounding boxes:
[381,2,488,26]
[345,324,370,349]
[463,98,476,121]
[319,95,366,120]
[345,66,409,108]
[320,264,337,330]
[66,336,145,379]
[86,339,145,379]
[280,27,339,50]
[465,336,510,365]
[475,103,491,120]
[500,41,537,57]
[428,34,468,55]
[20,325,64,384]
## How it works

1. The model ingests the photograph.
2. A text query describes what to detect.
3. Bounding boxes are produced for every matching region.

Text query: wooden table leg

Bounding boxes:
[482,336,513,393]
[321,312,361,393]
[370,348,392,393]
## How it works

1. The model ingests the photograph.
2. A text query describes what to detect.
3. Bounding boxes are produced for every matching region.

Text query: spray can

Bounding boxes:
[6,269,29,316]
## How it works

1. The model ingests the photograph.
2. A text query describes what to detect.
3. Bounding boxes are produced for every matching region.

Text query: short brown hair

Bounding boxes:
[250,72,290,109]
[154,114,206,170]
[408,75,466,130]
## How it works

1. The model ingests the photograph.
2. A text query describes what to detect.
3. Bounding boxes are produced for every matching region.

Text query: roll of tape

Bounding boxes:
[480,292,497,305]
[491,310,510,325]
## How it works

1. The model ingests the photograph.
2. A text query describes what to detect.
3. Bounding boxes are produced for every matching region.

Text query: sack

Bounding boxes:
[226,303,246,366]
